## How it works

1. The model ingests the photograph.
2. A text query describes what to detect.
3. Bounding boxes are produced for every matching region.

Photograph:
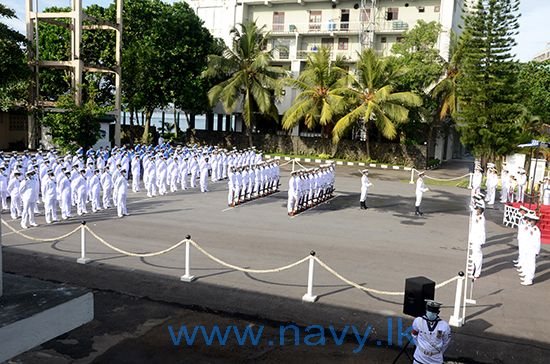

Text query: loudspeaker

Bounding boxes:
[403,276,435,317]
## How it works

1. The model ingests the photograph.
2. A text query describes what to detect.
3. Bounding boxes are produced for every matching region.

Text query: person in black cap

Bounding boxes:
[411,300,451,364]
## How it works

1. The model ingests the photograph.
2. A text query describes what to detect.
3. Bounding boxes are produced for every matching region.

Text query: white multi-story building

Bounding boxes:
[533,43,550,62]
[187,0,465,67]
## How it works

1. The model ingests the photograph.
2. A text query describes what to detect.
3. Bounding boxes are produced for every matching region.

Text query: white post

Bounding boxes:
[302,251,318,302]
[77,221,91,264]
[449,272,465,327]
[409,168,415,184]
[180,235,195,282]
[468,173,473,189]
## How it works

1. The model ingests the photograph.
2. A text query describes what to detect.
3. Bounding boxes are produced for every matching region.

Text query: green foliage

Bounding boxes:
[41,86,107,152]
[518,61,550,124]
[281,47,349,136]
[391,20,445,94]
[204,21,286,145]
[0,4,30,111]
[457,0,523,159]
[332,48,422,157]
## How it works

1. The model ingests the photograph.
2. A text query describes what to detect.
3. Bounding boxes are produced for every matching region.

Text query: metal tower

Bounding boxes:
[359,0,377,53]
[25,0,123,148]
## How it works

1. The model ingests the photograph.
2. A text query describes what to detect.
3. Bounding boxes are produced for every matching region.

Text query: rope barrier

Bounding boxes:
[1,219,81,242]
[411,168,471,182]
[3,218,461,298]
[314,256,460,296]
[188,240,311,273]
[84,225,187,257]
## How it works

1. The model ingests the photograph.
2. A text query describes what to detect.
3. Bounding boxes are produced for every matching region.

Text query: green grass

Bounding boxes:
[265,152,410,167]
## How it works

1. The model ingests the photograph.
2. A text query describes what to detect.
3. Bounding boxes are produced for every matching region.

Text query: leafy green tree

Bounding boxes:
[457,0,522,160]
[41,86,106,152]
[204,21,285,146]
[518,60,550,124]
[391,20,444,94]
[281,47,348,137]
[332,48,422,158]
[0,4,30,111]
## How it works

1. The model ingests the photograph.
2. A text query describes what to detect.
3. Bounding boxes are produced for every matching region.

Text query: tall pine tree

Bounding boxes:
[457,0,521,161]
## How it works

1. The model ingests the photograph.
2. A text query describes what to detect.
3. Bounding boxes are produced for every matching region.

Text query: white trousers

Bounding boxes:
[44,198,58,223]
[117,192,127,217]
[360,187,367,202]
[21,199,36,227]
[415,192,423,207]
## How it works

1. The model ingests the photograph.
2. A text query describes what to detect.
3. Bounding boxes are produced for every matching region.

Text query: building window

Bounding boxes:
[338,38,348,50]
[418,6,425,13]
[309,10,322,31]
[434,5,440,12]
[273,12,285,32]
[9,115,26,131]
[396,36,404,43]
[386,7,398,21]
[322,38,334,50]
[381,36,387,43]
[340,9,350,30]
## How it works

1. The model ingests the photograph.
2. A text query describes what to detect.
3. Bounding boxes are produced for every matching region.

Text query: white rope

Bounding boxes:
[84,225,187,257]
[1,219,81,242]
[188,240,311,273]
[314,256,460,296]
[412,168,471,182]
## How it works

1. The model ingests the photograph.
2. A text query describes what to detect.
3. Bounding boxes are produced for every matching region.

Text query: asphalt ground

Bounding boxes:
[2,161,550,363]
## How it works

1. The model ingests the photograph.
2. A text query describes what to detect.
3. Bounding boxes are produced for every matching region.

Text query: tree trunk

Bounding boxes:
[174,109,179,138]
[142,110,152,144]
[161,110,165,135]
[365,124,370,160]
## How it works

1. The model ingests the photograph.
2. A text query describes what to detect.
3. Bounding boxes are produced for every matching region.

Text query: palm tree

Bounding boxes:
[431,33,465,122]
[204,22,285,146]
[281,47,349,137]
[332,48,422,159]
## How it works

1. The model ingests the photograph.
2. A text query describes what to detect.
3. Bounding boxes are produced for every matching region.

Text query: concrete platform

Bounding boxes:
[0,274,93,362]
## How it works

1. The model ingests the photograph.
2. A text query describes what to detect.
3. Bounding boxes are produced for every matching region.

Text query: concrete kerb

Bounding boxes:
[4,247,550,364]
[265,155,414,171]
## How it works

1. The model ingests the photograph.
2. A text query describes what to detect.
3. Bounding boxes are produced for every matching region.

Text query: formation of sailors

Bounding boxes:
[0,144,264,227]
[472,161,529,205]
[287,164,335,216]
[227,161,280,207]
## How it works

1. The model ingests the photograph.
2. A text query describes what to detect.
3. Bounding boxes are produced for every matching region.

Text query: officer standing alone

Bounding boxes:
[411,300,451,364]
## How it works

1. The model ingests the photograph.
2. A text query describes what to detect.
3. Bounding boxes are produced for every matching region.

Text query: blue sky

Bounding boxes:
[2,0,548,61]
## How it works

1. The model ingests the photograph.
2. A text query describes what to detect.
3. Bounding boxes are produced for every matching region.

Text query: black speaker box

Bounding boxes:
[403,276,435,317]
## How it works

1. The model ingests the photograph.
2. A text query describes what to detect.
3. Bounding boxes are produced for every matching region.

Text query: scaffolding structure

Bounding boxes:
[359,0,377,52]
[25,0,123,148]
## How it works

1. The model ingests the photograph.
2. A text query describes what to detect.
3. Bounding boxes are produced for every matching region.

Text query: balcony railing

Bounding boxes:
[271,21,363,34]
[296,49,358,61]
[270,20,409,35]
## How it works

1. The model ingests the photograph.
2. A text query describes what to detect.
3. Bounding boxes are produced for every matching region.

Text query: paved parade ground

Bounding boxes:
[2,162,550,363]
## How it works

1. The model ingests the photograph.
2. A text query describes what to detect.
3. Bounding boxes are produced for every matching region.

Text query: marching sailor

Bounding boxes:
[359,169,373,210]
[415,171,429,216]
[518,212,541,286]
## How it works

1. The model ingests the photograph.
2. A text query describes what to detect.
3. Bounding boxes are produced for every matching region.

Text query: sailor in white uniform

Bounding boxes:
[359,169,373,210]
[411,300,451,364]
[415,171,429,216]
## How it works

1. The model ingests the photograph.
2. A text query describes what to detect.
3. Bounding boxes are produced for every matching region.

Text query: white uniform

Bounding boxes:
[415,177,429,207]
[71,174,88,215]
[100,170,113,209]
[131,157,141,192]
[521,223,541,285]
[19,176,38,228]
[469,212,486,279]
[471,171,482,196]
[43,175,58,223]
[88,173,101,212]
[114,174,128,217]
[517,173,527,203]
[412,316,451,364]
[0,169,9,210]
[58,174,72,219]
[485,171,498,205]
[500,171,509,203]
[360,174,372,203]
[199,159,210,192]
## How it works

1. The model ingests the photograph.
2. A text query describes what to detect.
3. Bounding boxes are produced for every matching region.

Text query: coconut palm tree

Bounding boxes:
[431,33,465,122]
[281,47,349,137]
[332,48,422,158]
[204,21,285,146]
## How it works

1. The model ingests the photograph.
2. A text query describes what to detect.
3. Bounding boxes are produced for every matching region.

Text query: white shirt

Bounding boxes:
[412,316,451,364]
